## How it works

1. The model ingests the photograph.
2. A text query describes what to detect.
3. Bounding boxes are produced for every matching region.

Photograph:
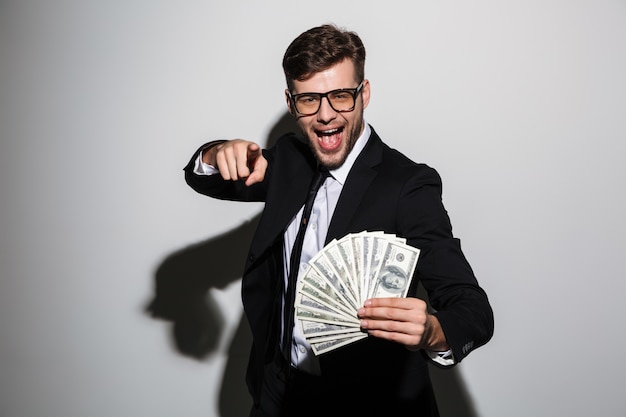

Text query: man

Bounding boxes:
[184,24,493,417]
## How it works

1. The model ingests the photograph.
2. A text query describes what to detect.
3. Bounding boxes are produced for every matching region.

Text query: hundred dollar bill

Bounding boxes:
[310,333,368,355]
[309,250,359,311]
[349,232,366,303]
[306,329,366,344]
[295,293,361,326]
[320,239,360,306]
[336,234,361,305]
[299,319,362,338]
[369,240,420,299]
[362,233,391,303]
[363,232,406,298]
[361,233,374,303]
[299,281,356,319]
[384,232,407,245]
[295,292,356,322]
[300,267,356,316]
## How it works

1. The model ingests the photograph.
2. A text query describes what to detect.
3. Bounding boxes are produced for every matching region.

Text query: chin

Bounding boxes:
[316,151,347,170]
[304,133,349,169]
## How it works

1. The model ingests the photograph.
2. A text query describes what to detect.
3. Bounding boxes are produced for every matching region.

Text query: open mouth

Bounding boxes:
[315,127,344,151]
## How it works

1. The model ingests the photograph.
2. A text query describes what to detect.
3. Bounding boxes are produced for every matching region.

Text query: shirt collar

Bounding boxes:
[328,121,371,186]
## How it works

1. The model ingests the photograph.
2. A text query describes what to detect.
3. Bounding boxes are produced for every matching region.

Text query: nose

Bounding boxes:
[316,96,337,123]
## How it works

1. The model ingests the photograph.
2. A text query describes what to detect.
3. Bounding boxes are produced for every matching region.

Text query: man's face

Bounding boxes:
[286,59,370,170]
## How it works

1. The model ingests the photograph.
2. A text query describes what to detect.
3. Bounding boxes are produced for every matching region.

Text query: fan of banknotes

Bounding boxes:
[295,231,420,355]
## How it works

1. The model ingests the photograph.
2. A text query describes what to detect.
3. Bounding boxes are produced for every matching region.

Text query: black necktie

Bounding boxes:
[282,168,329,361]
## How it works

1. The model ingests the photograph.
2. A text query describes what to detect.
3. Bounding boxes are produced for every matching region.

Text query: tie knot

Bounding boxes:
[310,168,329,194]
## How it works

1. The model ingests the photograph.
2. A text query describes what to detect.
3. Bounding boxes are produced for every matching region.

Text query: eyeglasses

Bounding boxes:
[288,81,364,116]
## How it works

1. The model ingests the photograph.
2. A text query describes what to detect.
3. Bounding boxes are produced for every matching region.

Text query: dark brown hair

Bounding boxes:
[282,24,366,90]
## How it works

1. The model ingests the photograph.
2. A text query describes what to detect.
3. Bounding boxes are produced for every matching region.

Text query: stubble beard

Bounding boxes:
[302,117,364,171]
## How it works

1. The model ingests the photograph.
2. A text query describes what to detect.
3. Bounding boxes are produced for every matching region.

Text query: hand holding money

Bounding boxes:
[295,231,420,355]
[357,296,449,352]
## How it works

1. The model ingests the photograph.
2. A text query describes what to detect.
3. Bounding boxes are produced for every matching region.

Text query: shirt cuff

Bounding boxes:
[426,349,455,367]
[193,153,219,176]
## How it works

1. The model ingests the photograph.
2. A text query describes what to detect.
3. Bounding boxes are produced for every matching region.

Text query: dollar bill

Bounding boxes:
[300,319,362,337]
[336,234,361,305]
[306,328,365,343]
[362,233,389,303]
[300,266,357,317]
[321,239,360,306]
[295,293,361,326]
[369,240,419,299]
[350,233,366,304]
[310,333,369,355]
[299,281,356,319]
[309,249,359,311]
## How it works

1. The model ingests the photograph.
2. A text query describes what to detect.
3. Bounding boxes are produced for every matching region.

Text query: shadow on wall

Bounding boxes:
[145,113,478,417]
[147,215,259,417]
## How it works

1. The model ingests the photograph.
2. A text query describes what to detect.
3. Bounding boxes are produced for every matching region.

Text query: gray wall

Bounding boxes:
[1,1,625,416]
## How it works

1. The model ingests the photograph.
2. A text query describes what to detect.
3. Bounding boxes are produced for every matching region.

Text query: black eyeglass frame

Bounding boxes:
[288,81,364,116]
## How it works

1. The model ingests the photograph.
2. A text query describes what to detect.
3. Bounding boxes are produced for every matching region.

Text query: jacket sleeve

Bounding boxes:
[398,164,494,365]
[182,140,270,203]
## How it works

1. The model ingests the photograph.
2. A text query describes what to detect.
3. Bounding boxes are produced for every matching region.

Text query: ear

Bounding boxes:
[361,79,371,110]
[285,89,295,115]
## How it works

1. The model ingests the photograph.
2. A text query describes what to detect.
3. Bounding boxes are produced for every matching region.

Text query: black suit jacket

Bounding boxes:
[184,126,494,415]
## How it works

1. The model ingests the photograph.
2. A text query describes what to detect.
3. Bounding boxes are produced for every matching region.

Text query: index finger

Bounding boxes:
[364,297,415,309]
[234,142,260,178]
